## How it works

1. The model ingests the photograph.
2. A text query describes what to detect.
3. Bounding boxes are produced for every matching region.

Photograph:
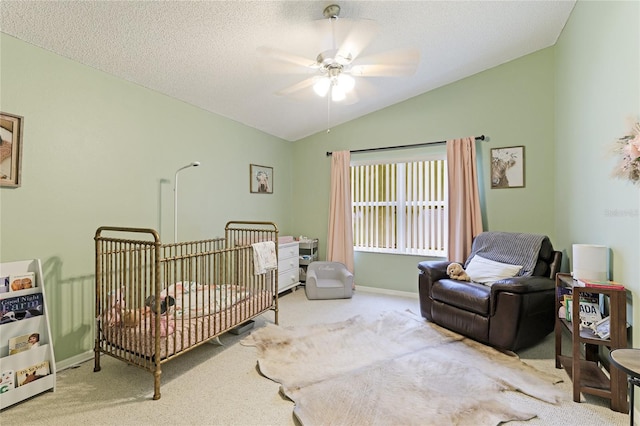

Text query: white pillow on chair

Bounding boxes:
[465,255,522,285]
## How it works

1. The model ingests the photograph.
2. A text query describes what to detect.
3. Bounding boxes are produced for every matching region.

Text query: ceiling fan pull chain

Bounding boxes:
[327,94,331,133]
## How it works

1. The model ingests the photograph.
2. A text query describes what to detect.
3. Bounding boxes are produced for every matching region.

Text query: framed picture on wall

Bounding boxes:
[490,146,525,189]
[250,164,273,194]
[0,112,24,188]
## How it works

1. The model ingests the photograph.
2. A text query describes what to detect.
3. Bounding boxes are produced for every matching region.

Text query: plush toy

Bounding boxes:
[105,286,125,326]
[123,307,150,328]
[145,295,176,337]
[145,295,175,315]
[447,262,471,282]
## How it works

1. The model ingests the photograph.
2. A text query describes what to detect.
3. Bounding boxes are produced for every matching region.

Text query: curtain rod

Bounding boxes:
[325,135,485,156]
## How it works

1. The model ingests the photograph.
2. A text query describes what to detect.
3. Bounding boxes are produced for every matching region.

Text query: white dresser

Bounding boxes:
[278,241,299,293]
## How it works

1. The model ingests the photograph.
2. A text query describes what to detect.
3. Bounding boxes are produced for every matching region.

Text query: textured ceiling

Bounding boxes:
[0,1,575,141]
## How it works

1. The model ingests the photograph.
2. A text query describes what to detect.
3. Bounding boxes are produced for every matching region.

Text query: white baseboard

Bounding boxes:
[55,350,94,372]
[356,285,418,299]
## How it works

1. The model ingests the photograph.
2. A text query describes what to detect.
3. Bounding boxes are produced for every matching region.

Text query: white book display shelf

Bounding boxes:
[0,259,56,410]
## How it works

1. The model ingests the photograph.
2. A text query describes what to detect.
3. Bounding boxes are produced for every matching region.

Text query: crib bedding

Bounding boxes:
[103,287,271,360]
[163,282,250,318]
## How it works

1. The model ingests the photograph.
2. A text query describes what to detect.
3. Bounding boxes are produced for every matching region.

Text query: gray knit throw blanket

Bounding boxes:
[463,232,547,277]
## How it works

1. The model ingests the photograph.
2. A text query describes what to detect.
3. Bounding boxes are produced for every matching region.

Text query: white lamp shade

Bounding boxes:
[313,78,330,97]
[337,74,355,93]
[572,244,608,281]
[331,84,346,101]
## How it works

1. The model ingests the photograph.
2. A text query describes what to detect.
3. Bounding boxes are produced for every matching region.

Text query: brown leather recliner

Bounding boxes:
[418,232,562,351]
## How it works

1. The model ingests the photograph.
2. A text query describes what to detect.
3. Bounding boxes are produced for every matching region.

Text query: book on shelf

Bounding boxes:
[0,293,44,324]
[9,272,36,292]
[557,285,573,299]
[0,276,9,294]
[593,316,611,339]
[8,332,40,355]
[576,278,625,290]
[0,370,15,394]
[564,293,601,324]
[16,360,50,387]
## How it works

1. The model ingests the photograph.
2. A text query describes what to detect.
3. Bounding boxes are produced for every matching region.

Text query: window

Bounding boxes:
[351,156,447,256]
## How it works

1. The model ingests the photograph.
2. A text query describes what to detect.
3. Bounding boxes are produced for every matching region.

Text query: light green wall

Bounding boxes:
[0,34,294,363]
[2,0,638,370]
[555,1,639,347]
[292,48,556,293]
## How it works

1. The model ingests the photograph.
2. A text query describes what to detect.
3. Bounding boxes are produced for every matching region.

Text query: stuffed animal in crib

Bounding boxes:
[446,262,471,282]
[146,294,176,337]
[105,287,125,326]
[123,307,150,328]
[145,295,176,315]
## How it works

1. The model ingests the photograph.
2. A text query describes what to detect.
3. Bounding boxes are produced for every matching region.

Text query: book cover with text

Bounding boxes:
[564,293,601,323]
[0,293,44,324]
[16,361,50,387]
[8,332,40,355]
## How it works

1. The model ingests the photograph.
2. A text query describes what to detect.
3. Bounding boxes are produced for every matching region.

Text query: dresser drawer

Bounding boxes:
[278,256,298,272]
[277,241,299,293]
[278,267,300,291]
[279,242,299,260]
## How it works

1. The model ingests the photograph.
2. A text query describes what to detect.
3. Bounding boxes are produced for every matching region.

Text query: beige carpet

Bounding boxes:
[0,288,629,425]
[242,310,566,426]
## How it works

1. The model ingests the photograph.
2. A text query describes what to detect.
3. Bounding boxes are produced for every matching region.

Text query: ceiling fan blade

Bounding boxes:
[350,48,420,77]
[257,46,318,74]
[335,19,380,62]
[275,77,317,97]
[311,18,379,59]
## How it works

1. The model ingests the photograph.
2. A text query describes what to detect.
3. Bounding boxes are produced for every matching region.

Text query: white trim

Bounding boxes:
[356,285,418,299]
[55,350,93,372]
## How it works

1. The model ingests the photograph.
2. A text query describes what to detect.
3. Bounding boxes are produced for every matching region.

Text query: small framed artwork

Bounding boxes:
[490,145,525,189]
[250,164,273,194]
[0,112,24,188]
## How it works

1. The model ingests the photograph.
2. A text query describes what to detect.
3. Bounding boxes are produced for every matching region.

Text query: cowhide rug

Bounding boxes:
[241,310,566,426]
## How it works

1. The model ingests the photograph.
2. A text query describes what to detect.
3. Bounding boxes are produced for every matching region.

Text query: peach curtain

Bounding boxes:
[447,137,483,262]
[327,151,354,273]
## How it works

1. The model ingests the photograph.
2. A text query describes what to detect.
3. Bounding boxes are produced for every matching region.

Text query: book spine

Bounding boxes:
[577,279,625,290]
[584,283,625,290]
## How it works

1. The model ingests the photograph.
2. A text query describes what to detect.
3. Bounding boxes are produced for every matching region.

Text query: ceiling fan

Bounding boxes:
[258,4,420,105]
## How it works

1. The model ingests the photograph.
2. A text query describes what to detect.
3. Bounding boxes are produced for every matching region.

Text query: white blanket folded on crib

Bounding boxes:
[252,241,277,275]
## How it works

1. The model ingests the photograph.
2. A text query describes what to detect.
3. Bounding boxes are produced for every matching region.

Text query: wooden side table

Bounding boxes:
[554,273,628,412]
[609,349,640,426]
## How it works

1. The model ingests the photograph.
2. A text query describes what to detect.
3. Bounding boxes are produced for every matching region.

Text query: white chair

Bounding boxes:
[305,261,353,300]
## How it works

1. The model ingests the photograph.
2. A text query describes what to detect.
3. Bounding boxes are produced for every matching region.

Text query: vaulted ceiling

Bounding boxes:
[0,1,575,141]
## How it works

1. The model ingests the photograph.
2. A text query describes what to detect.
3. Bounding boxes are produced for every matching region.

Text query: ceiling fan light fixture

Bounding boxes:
[331,84,346,102]
[313,77,331,97]
[337,74,355,93]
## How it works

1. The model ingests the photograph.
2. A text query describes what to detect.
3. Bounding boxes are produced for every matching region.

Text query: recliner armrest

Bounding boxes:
[490,276,555,295]
[418,260,452,283]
